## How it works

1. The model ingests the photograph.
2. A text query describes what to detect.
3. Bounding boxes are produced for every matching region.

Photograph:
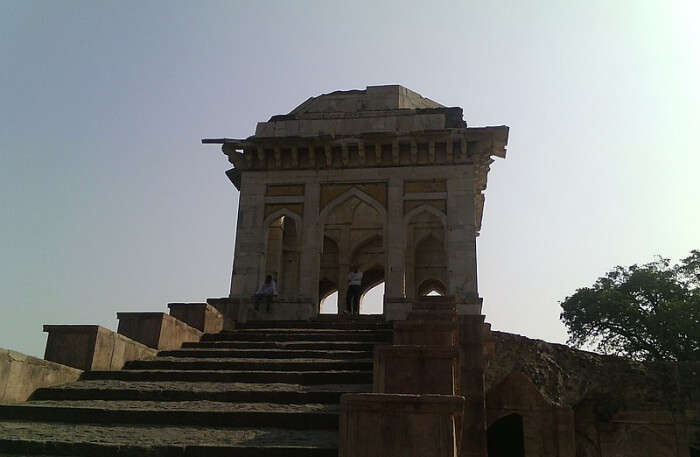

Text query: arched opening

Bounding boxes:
[414,234,447,298]
[319,236,339,310]
[417,278,447,297]
[487,414,524,457]
[320,189,385,315]
[405,206,446,300]
[360,281,384,315]
[320,290,338,314]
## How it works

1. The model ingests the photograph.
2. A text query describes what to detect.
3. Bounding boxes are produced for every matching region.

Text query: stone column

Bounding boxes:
[384,175,405,299]
[446,171,479,312]
[337,226,351,314]
[299,182,320,308]
[230,180,266,297]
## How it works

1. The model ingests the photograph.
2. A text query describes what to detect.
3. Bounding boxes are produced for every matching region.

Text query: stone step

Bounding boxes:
[202,331,391,342]
[124,357,373,372]
[157,348,373,359]
[182,340,378,351]
[0,401,339,429]
[82,369,372,385]
[227,328,388,333]
[0,421,336,456]
[32,380,371,404]
[235,320,390,330]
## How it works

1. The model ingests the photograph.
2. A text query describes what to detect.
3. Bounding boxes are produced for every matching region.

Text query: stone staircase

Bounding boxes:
[0,317,392,456]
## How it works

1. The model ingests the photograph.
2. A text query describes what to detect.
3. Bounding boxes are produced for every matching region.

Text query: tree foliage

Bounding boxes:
[560,250,700,361]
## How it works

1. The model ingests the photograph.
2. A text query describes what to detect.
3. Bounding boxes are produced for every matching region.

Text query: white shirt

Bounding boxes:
[256,280,277,295]
[348,271,363,286]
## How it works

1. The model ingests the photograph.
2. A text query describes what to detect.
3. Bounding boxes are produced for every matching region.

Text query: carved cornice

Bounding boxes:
[204,125,509,234]
[207,126,507,173]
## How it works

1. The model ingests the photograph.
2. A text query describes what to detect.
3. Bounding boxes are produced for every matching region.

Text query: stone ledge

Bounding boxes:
[207,298,315,325]
[0,347,82,403]
[341,393,464,414]
[43,325,157,371]
[167,303,223,334]
[117,313,202,350]
[375,345,458,358]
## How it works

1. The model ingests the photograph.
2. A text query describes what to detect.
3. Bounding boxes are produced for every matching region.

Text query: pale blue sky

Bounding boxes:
[1,1,698,357]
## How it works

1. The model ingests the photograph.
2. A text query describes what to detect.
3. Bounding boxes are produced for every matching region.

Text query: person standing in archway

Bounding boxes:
[346,265,363,315]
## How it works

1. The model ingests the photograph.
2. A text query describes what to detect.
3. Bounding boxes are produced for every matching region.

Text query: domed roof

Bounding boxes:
[255,85,463,138]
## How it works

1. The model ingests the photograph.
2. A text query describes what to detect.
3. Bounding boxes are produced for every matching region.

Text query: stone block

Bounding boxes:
[394,320,458,346]
[374,345,459,395]
[339,393,464,457]
[43,325,157,371]
[116,313,202,350]
[0,347,81,403]
[167,302,223,334]
[384,297,411,321]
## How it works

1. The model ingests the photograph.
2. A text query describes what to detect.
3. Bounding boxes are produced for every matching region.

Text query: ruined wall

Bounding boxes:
[485,331,700,457]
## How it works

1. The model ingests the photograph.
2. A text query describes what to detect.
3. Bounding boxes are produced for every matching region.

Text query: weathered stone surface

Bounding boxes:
[167,302,223,333]
[339,393,464,457]
[373,345,458,395]
[116,313,202,350]
[486,331,700,411]
[43,325,157,371]
[394,320,458,346]
[0,348,81,403]
[0,421,338,455]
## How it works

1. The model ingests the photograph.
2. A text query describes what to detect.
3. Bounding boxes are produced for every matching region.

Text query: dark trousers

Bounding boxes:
[346,284,361,315]
[254,294,272,312]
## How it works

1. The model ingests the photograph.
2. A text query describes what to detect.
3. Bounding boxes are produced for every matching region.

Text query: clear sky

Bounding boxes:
[1,1,698,357]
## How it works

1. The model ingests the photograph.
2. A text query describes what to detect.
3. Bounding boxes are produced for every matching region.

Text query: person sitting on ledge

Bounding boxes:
[254,274,277,313]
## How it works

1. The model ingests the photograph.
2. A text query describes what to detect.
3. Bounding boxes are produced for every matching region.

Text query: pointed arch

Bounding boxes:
[263,208,303,245]
[417,278,447,296]
[403,203,447,231]
[319,186,387,224]
[262,208,303,297]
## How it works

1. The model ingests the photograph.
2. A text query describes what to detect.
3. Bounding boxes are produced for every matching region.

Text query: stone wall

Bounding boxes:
[0,348,81,403]
[486,331,700,456]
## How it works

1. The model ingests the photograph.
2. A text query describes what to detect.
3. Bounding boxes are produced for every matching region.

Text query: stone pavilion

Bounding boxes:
[203,85,508,322]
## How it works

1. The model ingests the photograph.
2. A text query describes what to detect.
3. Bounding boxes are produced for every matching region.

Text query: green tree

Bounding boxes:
[560,250,700,361]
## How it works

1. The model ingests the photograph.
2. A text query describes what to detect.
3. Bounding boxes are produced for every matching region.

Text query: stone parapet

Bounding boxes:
[207,297,314,326]
[43,325,156,371]
[167,302,224,334]
[116,313,202,350]
[374,345,459,395]
[0,347,82,403]
[339,393,464,457]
